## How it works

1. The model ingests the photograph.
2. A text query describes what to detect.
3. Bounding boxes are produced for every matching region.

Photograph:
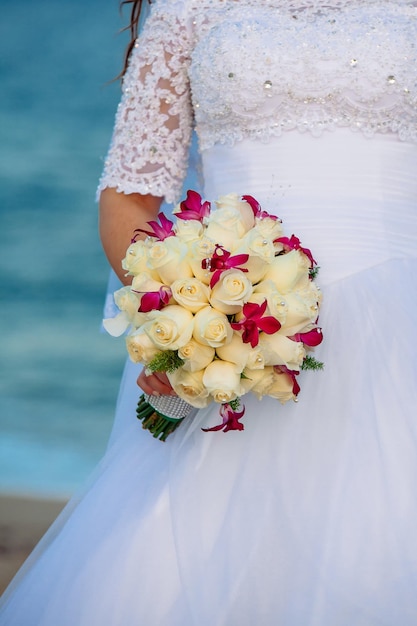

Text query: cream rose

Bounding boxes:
[122,240,158,279]
[147,237,193,284]
[113,286,148,328]
[279,287,320,335]
[216,333,265,371]
[267,369,296,403]
[143,305,194,350]
[130,273,172,311]
[255,215,284,241]
[171,277,210,313]
[233,228,276,283]
[193,306,233,348]
[215,193,255,232]
[209,270,253,315]
[262,250,310,294]
[131,273,167,294]
[125,329,161,364]
[189,237,217,285]
[241,366,275,398]
[202,360,244,404]
[174,218,204,242]
[177,339,215,372]
[205,195,254,249]
[113,286,140,319]
[252,280,288,324]
[259,333,306,371]
[167,368,211,409]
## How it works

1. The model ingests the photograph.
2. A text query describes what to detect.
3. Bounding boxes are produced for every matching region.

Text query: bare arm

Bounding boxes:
[99,186,173,395]
[98,187,162,285]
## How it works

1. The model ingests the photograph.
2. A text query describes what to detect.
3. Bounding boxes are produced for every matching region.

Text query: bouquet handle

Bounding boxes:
[136,394,196,441]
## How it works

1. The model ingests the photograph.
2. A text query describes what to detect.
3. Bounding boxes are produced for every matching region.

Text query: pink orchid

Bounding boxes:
[134,286,172,313]
[274,365,301,396]
[274,234,316,267]
[202,402,246,433]
[231,300,281,348]
[242,194,280,221]
[201,245,249,288]
[290,327,323,347]
[132,213,175,242]
[175,190,211,222]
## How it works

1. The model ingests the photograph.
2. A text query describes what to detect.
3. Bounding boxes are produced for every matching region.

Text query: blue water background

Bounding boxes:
[0,0,132,497]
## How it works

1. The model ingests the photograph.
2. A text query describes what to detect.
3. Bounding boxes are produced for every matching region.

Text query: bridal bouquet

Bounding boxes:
[104,191,323,440]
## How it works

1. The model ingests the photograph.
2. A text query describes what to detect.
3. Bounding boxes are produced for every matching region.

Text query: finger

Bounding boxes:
[137,370,175,396]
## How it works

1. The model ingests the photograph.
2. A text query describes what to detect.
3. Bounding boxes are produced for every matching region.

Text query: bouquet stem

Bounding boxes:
[136,394,187,441]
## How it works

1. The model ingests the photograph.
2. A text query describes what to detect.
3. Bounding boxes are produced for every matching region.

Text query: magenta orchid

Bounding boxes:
[134,286,172,313]
[289,327,323,347]
[231,300,281,348]
[242,194,281,221]
[175,190,211,222]
[132,213,175,242]
[201,245,249,288]
[274,234,316,267]
[202,401,246,433]
[274,365,301,397]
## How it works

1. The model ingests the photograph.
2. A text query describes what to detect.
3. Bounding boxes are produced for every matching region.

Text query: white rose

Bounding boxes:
[279,287,320,335]
[255,215,284,241]
[252,280,288,324]
[125,329,161,364]
[216,333,265,371]
[143,305,194,350]
[202,360,244,404]
[171,277,210,313]
[193,306,233,348]
[205,198,254,249]
[233,227,276,283]
[262,250,310,294]
[259,333,306,371]
[147,237,193,284]
[122,240,158,278]
[267,369,296,404]
[189,237,217,285]
[174,218,204,242]
[209,269,253,315]
[113,286,148,328]
[130,273,172,311]
[177,339,215,372]
[113,286,139,318]
[131,273,167,293]
[241,366,275,398]
[167,368,211,409]
[215,193,255,232]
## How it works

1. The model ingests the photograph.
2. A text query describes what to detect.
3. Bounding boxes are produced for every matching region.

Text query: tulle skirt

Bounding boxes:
[1,131,417,625]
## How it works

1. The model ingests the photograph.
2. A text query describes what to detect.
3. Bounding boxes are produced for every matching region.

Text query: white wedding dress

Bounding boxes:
[1,0,417,624]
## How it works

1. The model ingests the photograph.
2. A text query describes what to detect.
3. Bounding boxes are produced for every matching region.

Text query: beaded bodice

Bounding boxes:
[191,0,417,148]
[98,0,417,202]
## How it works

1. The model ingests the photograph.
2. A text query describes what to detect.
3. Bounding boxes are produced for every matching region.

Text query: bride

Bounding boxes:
[1,0,417,623]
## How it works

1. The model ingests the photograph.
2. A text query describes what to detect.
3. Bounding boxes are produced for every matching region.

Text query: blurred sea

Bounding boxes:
[0,0,131,496]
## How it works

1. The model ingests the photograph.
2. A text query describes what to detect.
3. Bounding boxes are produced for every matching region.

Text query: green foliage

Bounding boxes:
[228,398,242,411]
[309,266,320,280]
[147,351,184,373]
[301,355,324,371]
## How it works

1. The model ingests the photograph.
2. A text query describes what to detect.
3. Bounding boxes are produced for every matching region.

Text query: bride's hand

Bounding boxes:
[137,369,176,397]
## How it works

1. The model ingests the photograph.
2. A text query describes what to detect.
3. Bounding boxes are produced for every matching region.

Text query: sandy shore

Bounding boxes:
[0,493,68,594]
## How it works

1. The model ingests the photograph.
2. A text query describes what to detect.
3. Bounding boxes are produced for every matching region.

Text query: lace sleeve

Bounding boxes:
[97,0,193,204]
